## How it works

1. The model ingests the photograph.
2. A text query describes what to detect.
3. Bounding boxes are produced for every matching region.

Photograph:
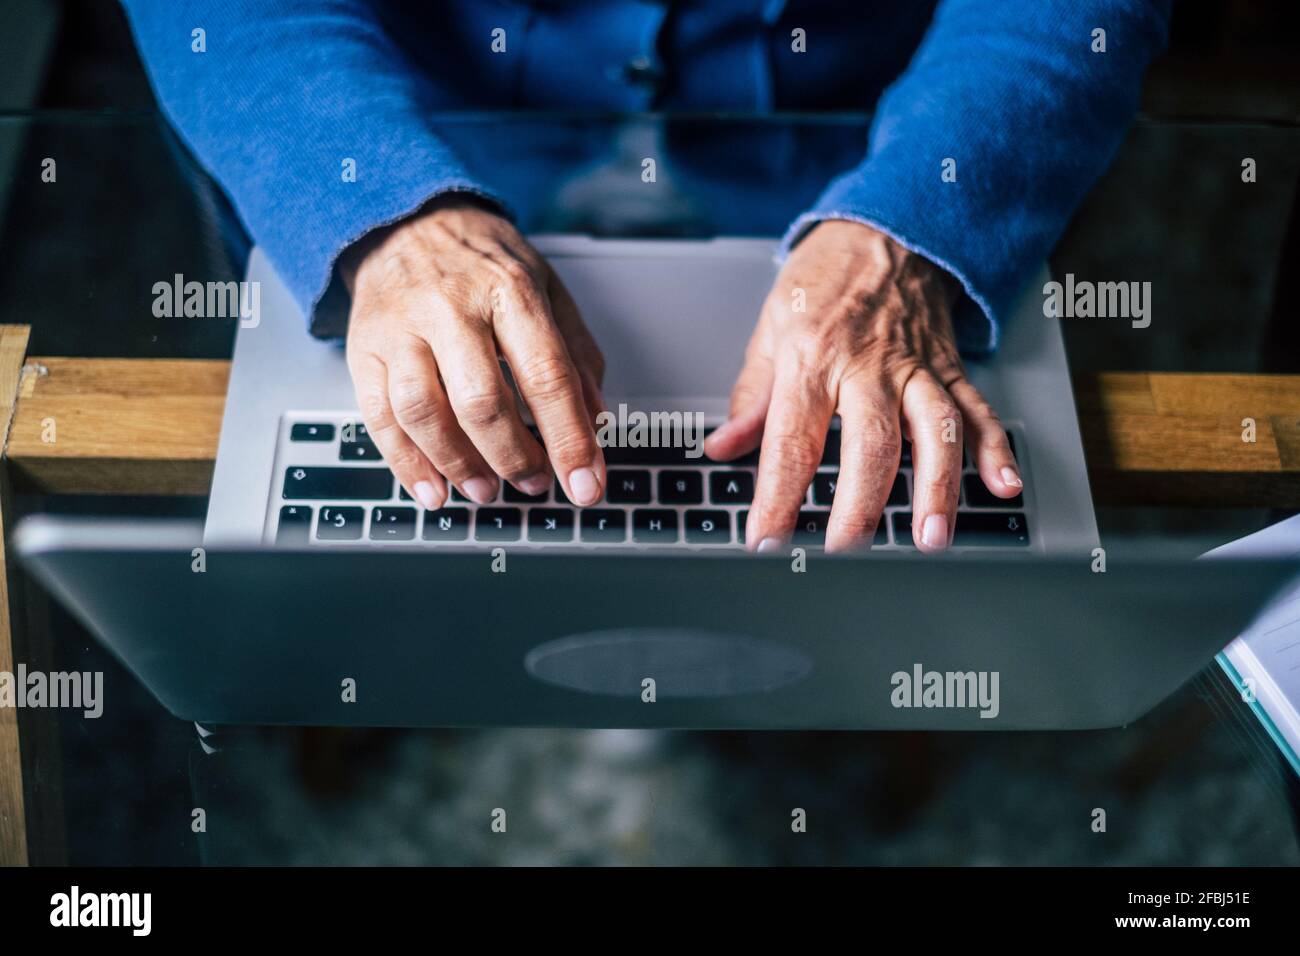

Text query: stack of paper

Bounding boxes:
[1206,515,1300,776]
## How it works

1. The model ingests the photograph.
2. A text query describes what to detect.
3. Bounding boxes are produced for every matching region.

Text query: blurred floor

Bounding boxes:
[189,715,1299,865]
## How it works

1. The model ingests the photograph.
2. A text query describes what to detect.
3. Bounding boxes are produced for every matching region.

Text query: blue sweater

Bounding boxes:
[121,0,1170,352]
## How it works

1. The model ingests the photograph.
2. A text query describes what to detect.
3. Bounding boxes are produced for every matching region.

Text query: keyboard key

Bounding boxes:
[603,442,703,466]
[658,470,703,504]
[290,423,335,442]
[422,507,470,541]
[710,470,754,504]
[606,469,652,504]
[580,509,626,543]
[955,512,1030,547]
[553,481,571,506]
[892,513,915,547]
[475,507,522,542]
[812,473,837,506]
[504,484,548,503]
[399,485,413,501]
[889,473,909,506]
[685,509,730,544]
[821,429,840,466]
[317,506,364,540]
[891,512,1030,547]
[633,509,678,543]
[276,505,312,545]
[793,510,830,546]
[369,506,416,541]
[963,474,1023,508]
[738,509,749,544]
[339,439,382,461]
[283,467,392,500]
[528,508,574,542]
[338,422,378,459]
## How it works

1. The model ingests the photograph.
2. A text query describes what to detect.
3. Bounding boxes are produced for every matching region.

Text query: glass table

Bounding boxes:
[1,112,1297,865]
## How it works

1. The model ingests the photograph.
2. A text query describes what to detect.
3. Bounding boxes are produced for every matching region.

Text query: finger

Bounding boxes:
[825,376,903,552]
[386,340,498,504]
[947,377,1021,498]
[746,360,835,553]
[901,369,963,553]
[345,348,447,511]
[431,316,552,497]
[704,349,774,462]
[491,274,605,506]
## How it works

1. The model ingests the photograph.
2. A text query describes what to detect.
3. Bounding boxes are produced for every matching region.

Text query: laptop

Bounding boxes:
[34,237,1269,732]
[205,237,1099,552]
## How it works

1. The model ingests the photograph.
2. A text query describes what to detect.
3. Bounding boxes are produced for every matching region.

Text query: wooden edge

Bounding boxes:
[3,359,1300,505]
[7,356,229,496]
[0,325,32,866]
[1073,372,1300,506]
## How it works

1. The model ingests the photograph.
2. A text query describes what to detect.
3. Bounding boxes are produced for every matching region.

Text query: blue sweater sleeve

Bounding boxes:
[780,0,1171,354]
[120,0,502,338]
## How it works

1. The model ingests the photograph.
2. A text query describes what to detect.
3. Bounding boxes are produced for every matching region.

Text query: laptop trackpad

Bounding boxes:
[524,629,811,698]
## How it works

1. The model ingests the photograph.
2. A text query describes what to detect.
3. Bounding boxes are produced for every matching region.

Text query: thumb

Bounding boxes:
[704,350,774,461]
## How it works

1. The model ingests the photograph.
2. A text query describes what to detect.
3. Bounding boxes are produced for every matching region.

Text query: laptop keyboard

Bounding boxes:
[271,417,1032,551]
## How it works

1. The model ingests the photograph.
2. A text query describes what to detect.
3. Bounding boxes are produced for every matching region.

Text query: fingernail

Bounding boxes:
[518,473,551,497]
[462,476,496,504]
[757,537,782,554]
[413,481,442,512]
[1000,466,1023,489]
[567,466,601,506]
[703,429,732,461]
[921,514,949,550]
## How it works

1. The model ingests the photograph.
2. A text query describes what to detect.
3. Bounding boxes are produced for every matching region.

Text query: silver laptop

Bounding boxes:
[22,237,1180,731]
[205,237,1098,553]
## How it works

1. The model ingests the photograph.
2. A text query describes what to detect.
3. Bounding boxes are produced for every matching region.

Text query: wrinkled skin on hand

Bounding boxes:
[703,220,1023,553]
[341,196,607,512]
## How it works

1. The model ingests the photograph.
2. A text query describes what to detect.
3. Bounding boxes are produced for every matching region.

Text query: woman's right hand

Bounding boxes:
[340,196,608,512]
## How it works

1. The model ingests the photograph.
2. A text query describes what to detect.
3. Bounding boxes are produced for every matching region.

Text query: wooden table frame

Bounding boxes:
[0,321,1297,865]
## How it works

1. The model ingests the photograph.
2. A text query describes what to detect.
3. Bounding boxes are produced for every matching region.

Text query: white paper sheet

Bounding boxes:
[1205,515,1300,775]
